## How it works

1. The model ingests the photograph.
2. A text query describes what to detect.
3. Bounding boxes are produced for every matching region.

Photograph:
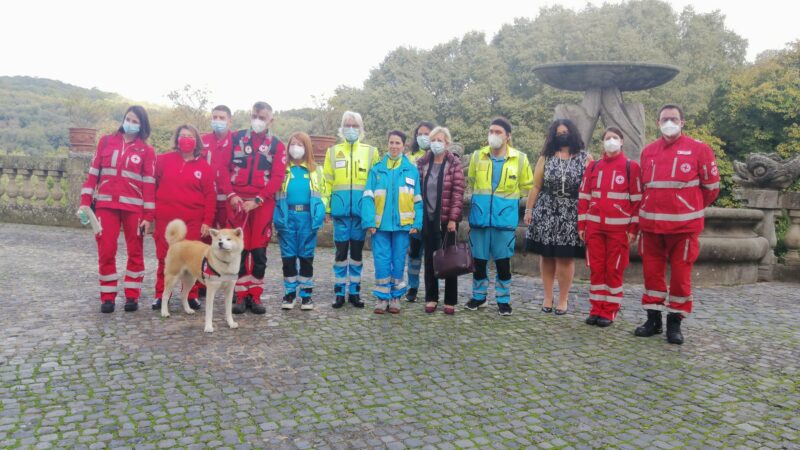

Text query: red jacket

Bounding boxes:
[201,131,234,203]
[577,152,642,234]
[154,152,216,226]
[229,129,287,201]
[80,132,156,220]
[416,151,466,223]
[639,134,720,234]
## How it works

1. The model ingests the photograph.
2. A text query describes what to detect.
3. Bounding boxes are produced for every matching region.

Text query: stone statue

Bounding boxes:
[733,153,800,190]
[533,62,680,160]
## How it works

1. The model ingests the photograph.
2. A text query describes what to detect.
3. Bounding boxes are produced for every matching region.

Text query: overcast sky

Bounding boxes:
[3,0,798,112]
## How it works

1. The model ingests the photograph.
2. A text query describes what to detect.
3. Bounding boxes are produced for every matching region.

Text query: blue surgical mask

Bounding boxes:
[122,121,140,135]
[430,141,445,155]
[211,120,228,133]
[343,127,360,143]
[416,135,430,150]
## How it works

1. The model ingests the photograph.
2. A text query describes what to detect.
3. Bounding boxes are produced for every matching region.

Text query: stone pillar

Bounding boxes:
[784,209,800,266]
[66,152,92,214]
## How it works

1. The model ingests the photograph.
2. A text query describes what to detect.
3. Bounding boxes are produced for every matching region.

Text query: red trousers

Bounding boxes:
[226,200,274,300]
[153,217,202,300]
[586,230,629,320]
[639,231,699,317]
[94,208,144,302]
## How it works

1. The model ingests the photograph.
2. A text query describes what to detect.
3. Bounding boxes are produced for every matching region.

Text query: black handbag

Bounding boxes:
[432,231,475,279]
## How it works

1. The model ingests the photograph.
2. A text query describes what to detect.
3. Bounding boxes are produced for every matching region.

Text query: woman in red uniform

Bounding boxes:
[79,106,156,313]
[151,124,216,310]
[577,127,642,327]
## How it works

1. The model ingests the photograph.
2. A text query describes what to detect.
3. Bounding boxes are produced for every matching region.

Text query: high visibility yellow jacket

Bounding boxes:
[467,145,534,230]
[322,140,380,217]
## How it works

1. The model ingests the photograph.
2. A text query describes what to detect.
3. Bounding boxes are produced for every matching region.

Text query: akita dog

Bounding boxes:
[161,219,243,333]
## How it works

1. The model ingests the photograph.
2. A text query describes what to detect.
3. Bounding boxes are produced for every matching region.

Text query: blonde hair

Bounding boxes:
[287,132,316,172]
[429,126,452,145]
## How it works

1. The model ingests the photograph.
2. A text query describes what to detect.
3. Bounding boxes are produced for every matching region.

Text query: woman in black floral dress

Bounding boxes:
[524,119,593,315]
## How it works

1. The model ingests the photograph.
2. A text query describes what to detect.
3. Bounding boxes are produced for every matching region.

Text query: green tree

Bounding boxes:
[708,41,800,163]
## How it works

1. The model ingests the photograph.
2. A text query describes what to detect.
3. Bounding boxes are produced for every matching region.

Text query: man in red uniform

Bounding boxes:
[635,104,720,344]
[227,101,287,315]
[201,105,235,229]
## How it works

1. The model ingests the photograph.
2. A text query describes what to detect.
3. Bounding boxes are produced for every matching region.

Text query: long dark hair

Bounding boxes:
[410,120,435,152]
[542,119,583,157]
[117,105,151,142]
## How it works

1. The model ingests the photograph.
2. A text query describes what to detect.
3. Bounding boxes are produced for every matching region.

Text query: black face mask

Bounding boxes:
[555,135,570,147]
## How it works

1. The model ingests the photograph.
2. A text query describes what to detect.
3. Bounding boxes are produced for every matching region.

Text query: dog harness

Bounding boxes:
[202,257,238,283]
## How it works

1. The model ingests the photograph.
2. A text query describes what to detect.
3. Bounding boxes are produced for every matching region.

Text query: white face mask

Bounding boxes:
[660,120,681,138]
[603,138,622,153]
[289,145,305,160]
[488,134,504,150]
[251,118,267,133]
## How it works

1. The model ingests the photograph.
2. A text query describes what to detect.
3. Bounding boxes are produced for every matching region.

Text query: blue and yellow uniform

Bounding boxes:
[323,140,380,298]
[273,163,326,300]
[362,155,423,300]
[467,145,533,304]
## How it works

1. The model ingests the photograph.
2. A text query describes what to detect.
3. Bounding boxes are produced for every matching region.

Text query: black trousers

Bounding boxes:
[423,216,459,305]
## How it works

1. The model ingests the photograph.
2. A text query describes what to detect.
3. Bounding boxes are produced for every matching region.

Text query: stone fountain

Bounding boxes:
[533,62,679,159]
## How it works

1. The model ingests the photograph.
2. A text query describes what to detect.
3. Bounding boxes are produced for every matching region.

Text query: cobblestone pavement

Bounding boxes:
[0,223,799,449]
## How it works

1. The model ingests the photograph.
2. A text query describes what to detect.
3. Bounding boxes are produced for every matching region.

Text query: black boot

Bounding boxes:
[348,294,364,308]
[634,310,663,337]
[332,295,346,309]
[232,295,249,315]
[666,313,684,345]
[124,298,139,312]
[100,301,115,314]
[585,315,599,325]
[405,288,418,303]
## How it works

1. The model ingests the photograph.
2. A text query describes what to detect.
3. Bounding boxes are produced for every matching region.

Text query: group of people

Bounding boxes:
[80,101,719,345]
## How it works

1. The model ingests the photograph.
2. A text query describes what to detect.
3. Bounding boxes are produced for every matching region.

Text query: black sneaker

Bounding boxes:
[281,293,296,310]
[232,296,249,315]
[465,299,487,310]
[151,298,162,310]
[405,288,418,303]
[497,303,513,316]
[188,298,201,310]
[348,294,364,308]
[332,295,346,309]
[250,297,266,315]
[100,301,115,313]
[124,298,138,312]
[300,297,314,310]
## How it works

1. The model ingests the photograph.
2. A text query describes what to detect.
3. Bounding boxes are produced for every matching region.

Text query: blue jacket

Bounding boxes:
[273,163,326,231]
[361,155,423,232]
[467,146,534,230]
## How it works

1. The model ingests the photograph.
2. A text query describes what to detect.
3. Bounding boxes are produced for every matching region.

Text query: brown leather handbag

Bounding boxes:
[433,231,475,279]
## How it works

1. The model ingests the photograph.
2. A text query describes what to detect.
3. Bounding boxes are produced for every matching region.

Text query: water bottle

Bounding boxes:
[77,209,91,226]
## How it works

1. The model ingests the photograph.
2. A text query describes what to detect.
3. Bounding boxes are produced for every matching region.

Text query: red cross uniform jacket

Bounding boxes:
[201,131,235,203]
[228,129,287,201]
[154,152,216,227]
[80,132,156,220]
[638,134,720,234]
[577,152,642,234]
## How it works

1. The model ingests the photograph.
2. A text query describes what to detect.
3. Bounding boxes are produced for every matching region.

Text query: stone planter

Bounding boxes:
[310,135,337,164]
[68,128,97,153]
[514,207,770,286]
